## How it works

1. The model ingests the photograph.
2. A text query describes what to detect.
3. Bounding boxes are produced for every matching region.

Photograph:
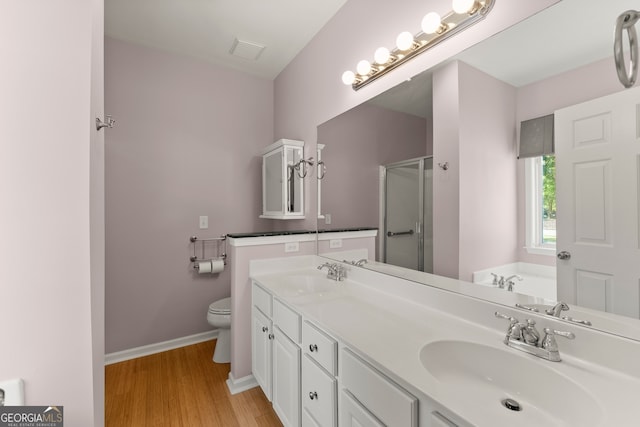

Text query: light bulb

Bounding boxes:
[342,70,356,85]
[452,0,476,14]
[396,31,414,51]
[421,12,442,34]
[374,47,391,64]
[356,60,372,75]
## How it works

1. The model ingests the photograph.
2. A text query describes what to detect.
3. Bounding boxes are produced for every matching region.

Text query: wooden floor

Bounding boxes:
[105,340,282,427]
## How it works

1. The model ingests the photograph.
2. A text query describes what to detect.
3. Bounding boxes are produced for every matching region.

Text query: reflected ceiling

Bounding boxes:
[369,0,628,118]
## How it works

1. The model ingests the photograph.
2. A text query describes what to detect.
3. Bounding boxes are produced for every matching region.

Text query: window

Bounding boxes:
[525,155,556,255]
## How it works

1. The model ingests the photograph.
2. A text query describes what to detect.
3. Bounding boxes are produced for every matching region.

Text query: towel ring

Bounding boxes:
[614,10,640,88]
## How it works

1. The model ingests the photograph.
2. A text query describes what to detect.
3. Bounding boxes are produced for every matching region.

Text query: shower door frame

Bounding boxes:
[379,156,432,272]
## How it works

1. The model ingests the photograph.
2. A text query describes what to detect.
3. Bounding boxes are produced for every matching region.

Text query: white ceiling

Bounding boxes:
[106,0,637,109]
[105,0,348,79]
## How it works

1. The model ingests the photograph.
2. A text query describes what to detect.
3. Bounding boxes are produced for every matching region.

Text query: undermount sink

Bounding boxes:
[275,273,338,297]
[419,340,603,425]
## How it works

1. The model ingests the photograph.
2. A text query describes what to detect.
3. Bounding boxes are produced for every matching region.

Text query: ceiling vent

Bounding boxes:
[229,38,265,60]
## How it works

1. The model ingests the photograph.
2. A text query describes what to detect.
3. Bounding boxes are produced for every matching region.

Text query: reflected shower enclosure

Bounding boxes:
[382,156,433,272]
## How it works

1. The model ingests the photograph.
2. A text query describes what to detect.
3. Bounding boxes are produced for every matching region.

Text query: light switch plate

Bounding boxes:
[199,216,208,229]
[325,214,332,225]
[329,239,342,248]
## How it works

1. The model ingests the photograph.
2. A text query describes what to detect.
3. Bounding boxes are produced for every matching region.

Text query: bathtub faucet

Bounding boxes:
[504,274,523,292]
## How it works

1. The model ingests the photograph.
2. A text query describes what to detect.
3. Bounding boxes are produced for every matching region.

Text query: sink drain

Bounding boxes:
[501,398,522,412]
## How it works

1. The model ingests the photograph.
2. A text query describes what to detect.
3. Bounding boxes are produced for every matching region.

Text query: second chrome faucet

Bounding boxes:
[317,262,347,281]
[495,311,575,362]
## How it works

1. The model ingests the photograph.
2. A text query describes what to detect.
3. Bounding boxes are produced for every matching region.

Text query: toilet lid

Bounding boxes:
[208,297,231,314]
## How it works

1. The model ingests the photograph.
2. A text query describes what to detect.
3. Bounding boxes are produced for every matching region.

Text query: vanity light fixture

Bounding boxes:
[342,0,494,90]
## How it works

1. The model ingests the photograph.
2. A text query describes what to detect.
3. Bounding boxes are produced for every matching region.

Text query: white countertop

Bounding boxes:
[251,258,640,427]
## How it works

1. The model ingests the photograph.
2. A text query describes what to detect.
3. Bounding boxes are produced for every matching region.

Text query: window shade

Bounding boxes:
[518,114,554,158]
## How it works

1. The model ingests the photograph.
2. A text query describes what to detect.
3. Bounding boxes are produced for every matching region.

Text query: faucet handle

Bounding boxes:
[490,273,499,285]
[495,311,524,342]
[515,303,539,312]
[544,328,575,339]
[541,328,575,353]
[495,311,519,329]
[561,316,592,326]
[495,311,517,323]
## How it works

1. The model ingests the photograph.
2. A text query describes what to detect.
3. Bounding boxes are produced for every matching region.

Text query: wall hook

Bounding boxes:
[96,115,116,131]
[438,162,449,171]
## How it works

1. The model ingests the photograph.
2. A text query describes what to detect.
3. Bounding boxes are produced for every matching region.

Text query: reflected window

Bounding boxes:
[525,155,556,255]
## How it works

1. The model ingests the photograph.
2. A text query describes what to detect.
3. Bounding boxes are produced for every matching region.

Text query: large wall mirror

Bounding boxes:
[317,0,640,341]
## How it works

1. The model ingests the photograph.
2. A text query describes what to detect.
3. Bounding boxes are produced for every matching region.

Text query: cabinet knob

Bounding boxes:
[309,391,318,400]
[309,344,318,352]
[268,333,274,340]
[262,326,268,333]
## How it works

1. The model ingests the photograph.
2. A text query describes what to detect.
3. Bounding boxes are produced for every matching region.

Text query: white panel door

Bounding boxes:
[302,355,337,427]
[555,86,640,318]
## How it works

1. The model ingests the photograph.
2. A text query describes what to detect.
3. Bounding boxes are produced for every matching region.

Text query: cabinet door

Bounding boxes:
[252,308,272,400]
[339,389,384,427]
[272,326,301,427]
[302,410,321,427]
[302,355,336,427]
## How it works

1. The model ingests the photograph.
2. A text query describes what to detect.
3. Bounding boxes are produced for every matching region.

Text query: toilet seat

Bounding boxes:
[208,297,231,315]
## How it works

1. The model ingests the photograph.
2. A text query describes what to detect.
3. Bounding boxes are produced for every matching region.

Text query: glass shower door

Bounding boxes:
[383,157,432,272]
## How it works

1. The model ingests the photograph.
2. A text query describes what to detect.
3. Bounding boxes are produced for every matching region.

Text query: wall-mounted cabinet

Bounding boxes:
[261,139,305,220]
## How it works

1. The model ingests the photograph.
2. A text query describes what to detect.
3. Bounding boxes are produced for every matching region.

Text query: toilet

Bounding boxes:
[207,297,231,363]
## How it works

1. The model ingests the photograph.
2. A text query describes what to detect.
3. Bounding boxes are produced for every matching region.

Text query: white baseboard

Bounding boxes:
[226,372,258,395]
[105,330,218,365]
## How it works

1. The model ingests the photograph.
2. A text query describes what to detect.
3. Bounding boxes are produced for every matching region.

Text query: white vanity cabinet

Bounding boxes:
[252,280,423,427]
[260,139,305,220]
[251,282,302,427]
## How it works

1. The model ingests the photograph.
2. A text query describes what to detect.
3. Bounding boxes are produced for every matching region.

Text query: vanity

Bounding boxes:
[250,255,640,427]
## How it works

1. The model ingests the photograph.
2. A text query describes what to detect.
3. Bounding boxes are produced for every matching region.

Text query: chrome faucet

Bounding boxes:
[504,275,523,292]
[546,302,570,317]
[516,302,593,326]
[317,262,347,281]
[495,311,575,362]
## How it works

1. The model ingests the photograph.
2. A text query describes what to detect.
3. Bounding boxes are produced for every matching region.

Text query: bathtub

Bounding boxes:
[473,262,557,301]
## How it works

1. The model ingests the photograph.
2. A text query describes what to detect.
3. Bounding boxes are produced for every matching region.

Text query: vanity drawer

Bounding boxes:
[252,282,272,316]
[302,355,337,427]
[303,321,337,375]
[273,298,301,344]
[341,348,417,427]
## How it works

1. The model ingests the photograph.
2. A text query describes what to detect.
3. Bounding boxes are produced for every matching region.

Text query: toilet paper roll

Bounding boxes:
[196,259,225,274]
[210,259,224,274]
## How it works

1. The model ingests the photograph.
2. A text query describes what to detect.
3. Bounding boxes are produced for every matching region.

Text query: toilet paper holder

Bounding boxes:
[189,235,227,268]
